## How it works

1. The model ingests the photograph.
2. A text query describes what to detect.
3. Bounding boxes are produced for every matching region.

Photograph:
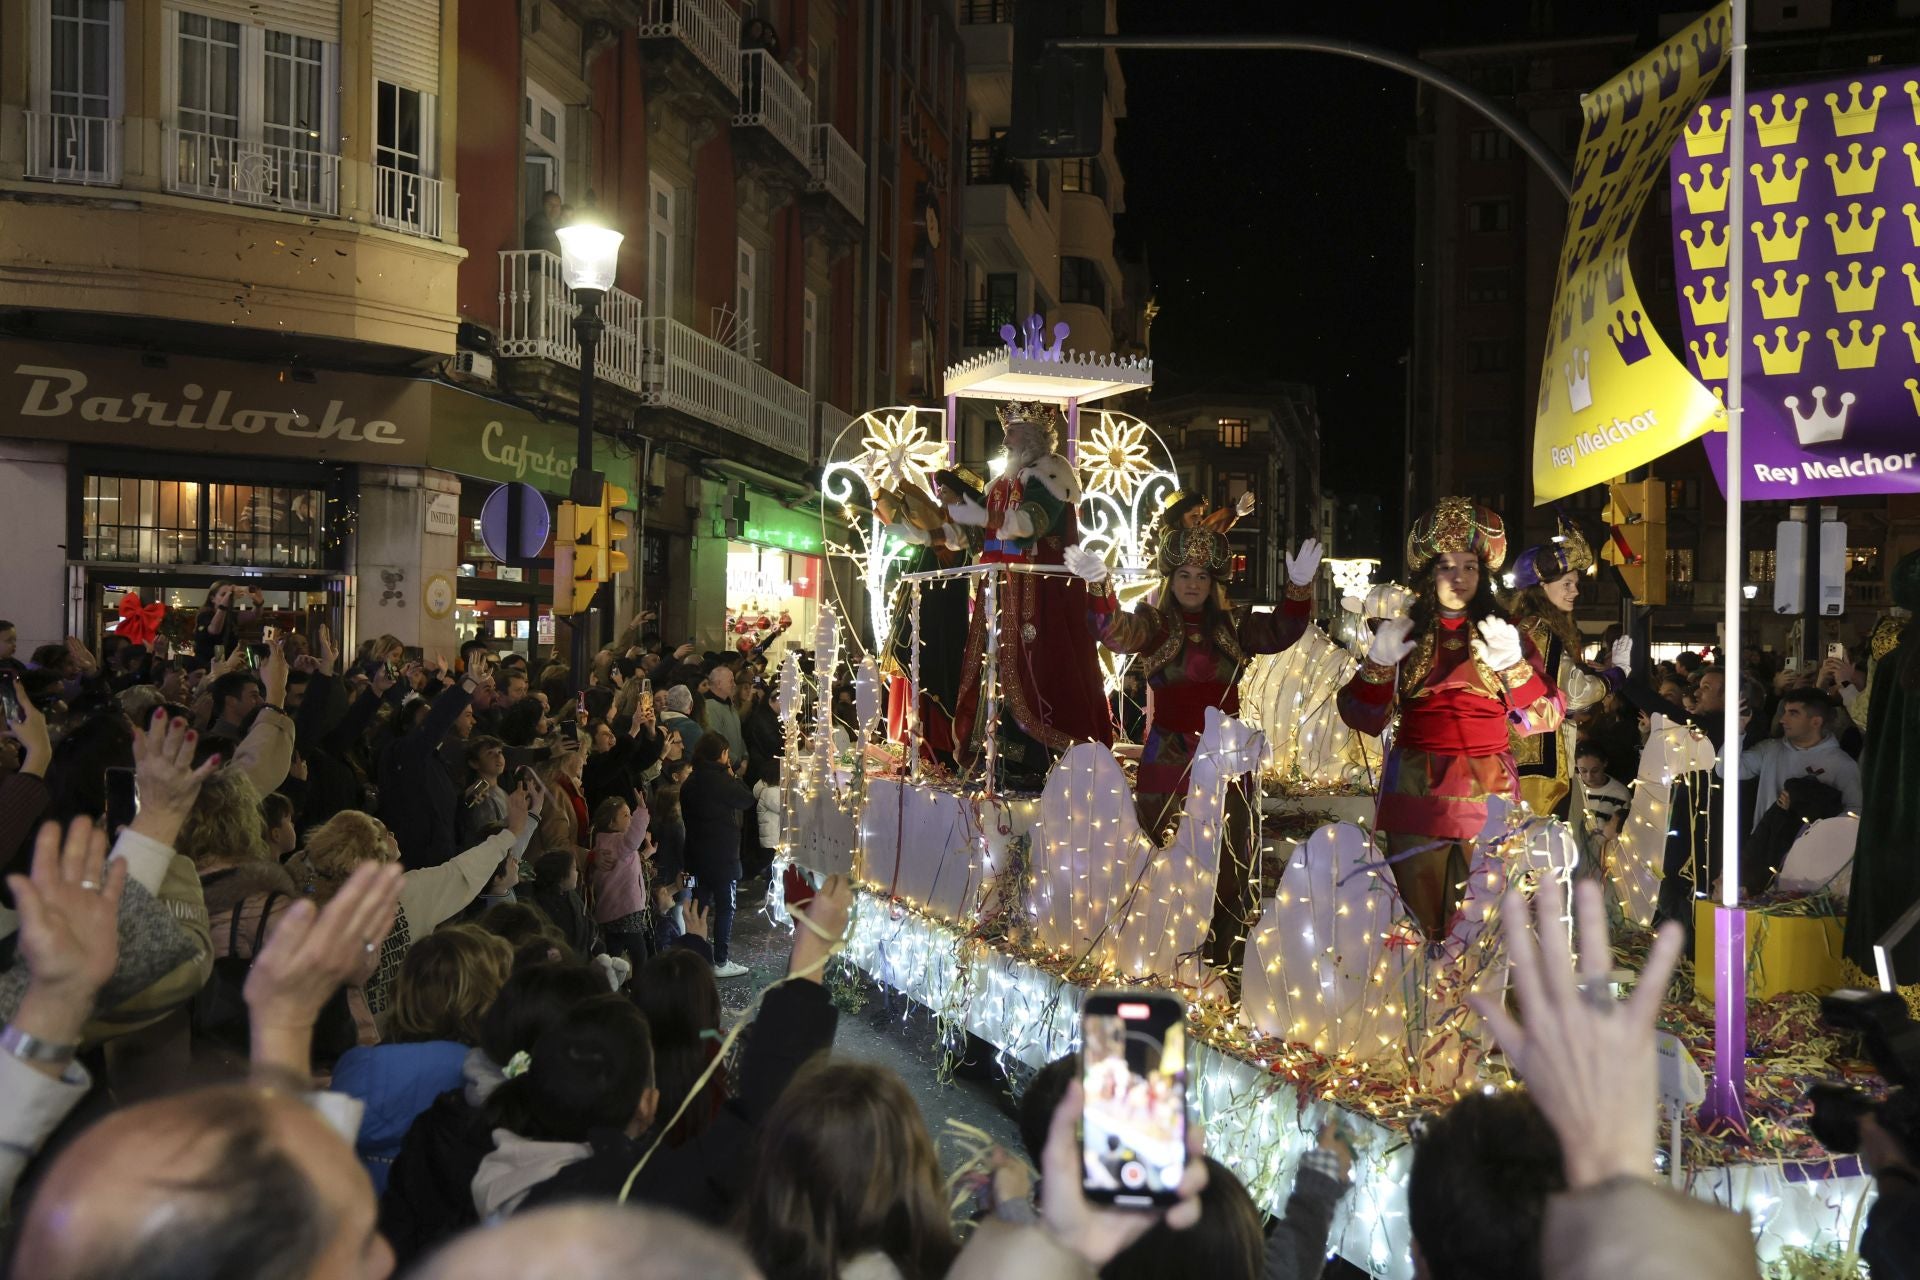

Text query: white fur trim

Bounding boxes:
[1018,454,1081,506]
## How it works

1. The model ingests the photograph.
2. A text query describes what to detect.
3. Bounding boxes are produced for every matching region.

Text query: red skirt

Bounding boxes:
[1376,747,1519,842]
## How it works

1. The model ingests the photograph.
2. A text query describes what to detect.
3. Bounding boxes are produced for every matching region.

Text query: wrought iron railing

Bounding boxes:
[373,165,445,240]
[638,0,742,97]
[24,110,122,185]
[807,123,865,222]
[639,316,811,459]
[496,251,644,394]
[165,126,340,215]
[735,48,812,168]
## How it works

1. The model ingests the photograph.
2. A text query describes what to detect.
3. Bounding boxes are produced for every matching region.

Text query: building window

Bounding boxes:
[1217,418,1250,449]
[1034,159,1051,210]
[802,288,820,398]
[1466,198,1512,232]
[1748,549,1776,582]
[524,78,565,205]
[647,173,676,321]
[167,10,339,214]
[1059,157,1107,201]
[1846,546,1881,578]
[732,238,758,357]
[1666,478,1701,509]
[1468,128,1513,161]
[1464,267,1512,303]
[1465,340,1513,372]
[1060,256,1106,309]
[82,475,324,568]
[29,0,123,184]
[1667,548,1694,584]
[374,81,439,237]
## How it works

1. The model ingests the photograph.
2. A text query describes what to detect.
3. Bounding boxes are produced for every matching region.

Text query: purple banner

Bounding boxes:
[1667,67,1920,499]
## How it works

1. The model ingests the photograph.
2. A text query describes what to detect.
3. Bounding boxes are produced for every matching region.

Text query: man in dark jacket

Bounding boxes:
[379,672,481,868]
[680,733,756,977]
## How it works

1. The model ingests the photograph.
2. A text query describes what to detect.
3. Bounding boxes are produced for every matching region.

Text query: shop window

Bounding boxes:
[82,474,324,568]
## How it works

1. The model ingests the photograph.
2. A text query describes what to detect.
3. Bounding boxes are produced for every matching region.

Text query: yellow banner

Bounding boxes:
[1532,3,1729,504]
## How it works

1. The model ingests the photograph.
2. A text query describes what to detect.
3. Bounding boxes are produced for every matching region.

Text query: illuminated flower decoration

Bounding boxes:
[1079,416,1155,501]
[857,410,947,495]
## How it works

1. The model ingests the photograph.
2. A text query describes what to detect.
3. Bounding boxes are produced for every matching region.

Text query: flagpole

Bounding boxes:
[1705,0,1749,1130]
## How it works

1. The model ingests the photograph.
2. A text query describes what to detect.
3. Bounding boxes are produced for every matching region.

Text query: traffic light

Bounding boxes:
[585,481,630,583]
[551,506,599,616]
[1009,0,1105,158]
[1601,479,1668,605]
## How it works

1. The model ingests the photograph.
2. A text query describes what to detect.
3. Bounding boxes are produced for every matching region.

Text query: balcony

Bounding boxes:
[806,124,865,224]
[165,127,340,216]
[637,0,742,112]
[815,400,855,451]
[968,139,1029,204]
[24,111,122,186]
[640,317,812,460]
[963,299,1014,350]
[373,165,447,241]
[496,250,645,394]
[733,48,813,190]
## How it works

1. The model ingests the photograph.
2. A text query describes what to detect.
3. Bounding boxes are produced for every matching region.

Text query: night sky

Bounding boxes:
[1113,0,1651,535]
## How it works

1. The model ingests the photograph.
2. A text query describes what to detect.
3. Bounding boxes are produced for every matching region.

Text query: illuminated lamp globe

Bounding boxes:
[556,213,624,293]
[1741,583,1759,601]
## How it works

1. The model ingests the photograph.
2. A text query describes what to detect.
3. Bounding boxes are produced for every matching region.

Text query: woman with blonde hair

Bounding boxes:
[286,784,535,1013]
[737,1058,958,1280]
[331,926,514,1193]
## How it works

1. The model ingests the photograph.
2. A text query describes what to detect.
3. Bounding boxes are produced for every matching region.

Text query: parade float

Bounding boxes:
[765,301,1885,1273]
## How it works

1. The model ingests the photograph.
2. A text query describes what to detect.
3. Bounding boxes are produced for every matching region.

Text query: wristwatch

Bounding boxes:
[1,1023,77,1067]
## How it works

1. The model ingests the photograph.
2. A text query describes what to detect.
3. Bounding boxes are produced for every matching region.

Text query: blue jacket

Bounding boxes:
[331,1040,472,1193]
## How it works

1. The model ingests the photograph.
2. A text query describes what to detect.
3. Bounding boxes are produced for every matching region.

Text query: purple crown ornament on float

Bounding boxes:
[1667,67,1920,499]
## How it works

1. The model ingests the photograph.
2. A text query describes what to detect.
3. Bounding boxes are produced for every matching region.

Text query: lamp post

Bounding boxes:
[556,208,623,694]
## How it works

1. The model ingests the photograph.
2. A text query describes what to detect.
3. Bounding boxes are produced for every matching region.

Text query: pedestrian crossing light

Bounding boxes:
[1601,479,1668,606]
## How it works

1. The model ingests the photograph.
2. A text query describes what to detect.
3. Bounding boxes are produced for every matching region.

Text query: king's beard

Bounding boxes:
[1004,426,1050,469]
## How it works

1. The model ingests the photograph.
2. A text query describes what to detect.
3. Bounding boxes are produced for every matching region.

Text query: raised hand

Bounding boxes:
[1473,616,1524,670]
[1039,1080,1207,1264]
[1234,489,1257,518]
[11,817,127,1013]
[685,895,710,941]
[1284,537,1324,587]
[128,709,221,847]
[314,623,337,676]
[1609,636,1633,676]
[789,872,852,982]
[946,493,990,527]
[1062,545,1110,585]
[506,782,533,836]
[2,681,52,777]
[1367,616,1416,666]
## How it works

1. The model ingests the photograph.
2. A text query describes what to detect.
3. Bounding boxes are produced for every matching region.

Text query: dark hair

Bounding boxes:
[207,671,261,716]
[478,901,572,961]
[652,776,687,823]
[1780,687,1835,727]
[1407,553,1509,633]
[45,712,135,825]
[1573,742,1608,765]
[634,947,724,1144]
[1101,1156,1263,1280]
[260,791,295,831]
[497,698,546,747]
[484,995,654,1142]
[0,620,13,634]
[478,962,611,1067]
[1504,584,1583,657]
[532,849,577,893]
[466,734,505,764]
[591,794,631,835]
[1407,1091,1566,1280]
[692,732,729,766]
[1017,1053,1080,1164]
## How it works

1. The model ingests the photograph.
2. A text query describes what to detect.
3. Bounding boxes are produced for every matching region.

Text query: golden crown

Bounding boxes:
[1407,496,1507,574]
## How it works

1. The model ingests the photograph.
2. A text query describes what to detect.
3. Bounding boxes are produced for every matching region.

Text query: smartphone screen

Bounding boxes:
[1081,992,1188,1207]
[105,766,139,837]
[0,675,21,725]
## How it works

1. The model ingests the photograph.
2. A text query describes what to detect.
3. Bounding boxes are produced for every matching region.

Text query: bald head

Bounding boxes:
[417,1204,761,1280]
[17,1086,392,1280]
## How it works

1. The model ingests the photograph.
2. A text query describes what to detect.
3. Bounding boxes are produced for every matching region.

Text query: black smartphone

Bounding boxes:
[560,720,579,744]
[1080,991,1189,1208]
[105,765,139,836]
[0,674,21,726]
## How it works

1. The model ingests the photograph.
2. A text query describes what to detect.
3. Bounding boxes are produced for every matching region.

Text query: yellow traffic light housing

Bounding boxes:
[1600,479,1668,605]
[552,502,600,616]
[593,482,631,583]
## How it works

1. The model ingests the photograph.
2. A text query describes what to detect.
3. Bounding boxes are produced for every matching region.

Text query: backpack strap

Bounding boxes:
[249,892,284,957]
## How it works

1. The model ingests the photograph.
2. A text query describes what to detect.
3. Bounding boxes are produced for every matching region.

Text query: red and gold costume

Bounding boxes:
[1087,526,1313,971]
[1338,498,1565,938]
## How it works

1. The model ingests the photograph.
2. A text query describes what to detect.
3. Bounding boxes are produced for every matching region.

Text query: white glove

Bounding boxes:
[1000,506,1036,539]
[1609,636,1633,675]
[1367,617,1416,666]
[1473,617,1524,671]
[1284,537,1323,587]
[1062,546,1110,585]
[884,522,930,547]
[947,495,989,527]
[1234,490,1256,518]
[1363,583,1415,619]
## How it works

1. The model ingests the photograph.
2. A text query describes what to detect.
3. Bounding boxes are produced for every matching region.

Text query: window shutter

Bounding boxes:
[373,0,441,94]
[186,0,342,41]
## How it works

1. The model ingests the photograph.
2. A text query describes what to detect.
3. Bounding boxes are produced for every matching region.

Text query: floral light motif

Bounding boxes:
[1078,414,1156,502]
[857,409,948,496]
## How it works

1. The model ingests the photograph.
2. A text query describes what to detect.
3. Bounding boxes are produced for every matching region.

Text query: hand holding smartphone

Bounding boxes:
[1080,991,1189,1208]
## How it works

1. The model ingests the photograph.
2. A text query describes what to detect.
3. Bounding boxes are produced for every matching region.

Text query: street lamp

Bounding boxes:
[556,207,623,691]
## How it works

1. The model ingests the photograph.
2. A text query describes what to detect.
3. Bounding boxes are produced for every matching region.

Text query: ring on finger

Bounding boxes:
[1575,978,1614,1010]
[79,879,101,892]
[363,940,379,955]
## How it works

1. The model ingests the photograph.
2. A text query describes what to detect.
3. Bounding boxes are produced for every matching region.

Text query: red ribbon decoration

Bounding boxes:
[115,592,167,647]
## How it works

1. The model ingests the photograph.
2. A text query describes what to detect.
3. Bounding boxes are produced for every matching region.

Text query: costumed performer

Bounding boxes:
[1160,488,1256,537]
[1066,526,1322,974]
[876,468,984,768]
[1843,550,1920,980]
[1502,521,1633,823]
[949,402,1113,787]
[1338,497,1565,941]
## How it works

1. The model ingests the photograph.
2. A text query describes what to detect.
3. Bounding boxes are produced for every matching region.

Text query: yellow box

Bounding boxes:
[1693,902,1848,1007]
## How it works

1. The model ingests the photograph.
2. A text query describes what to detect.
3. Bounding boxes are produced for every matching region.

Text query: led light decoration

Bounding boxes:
[1237,622,1384,789]
[1071,409,1181,697]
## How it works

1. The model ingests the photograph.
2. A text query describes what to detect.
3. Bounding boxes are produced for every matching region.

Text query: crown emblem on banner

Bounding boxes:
[1785,386,1855,445]
[1751,154,1809,206]
[1655,50,1684,101]
[1907,321,1920,364]
[1907,263,1920,306]
[1601,133,1633,177]
[1906,143,1920,187]
[1826,203,1885,255]
[1565,346,1594,412]
[1753,326,1810,375]
[1907,79,1920,124]
[1690,332,1730,380]
[1753,212,1809,263]
[1680,164,1730,214]
[1608,309,1652,365]
[1827,320,1886,370]
[1752,269,1808,319]
[1827,261,1886,312]
[1684,276,1731,325]
[1827,82,1887,137]
[1578,274,1599,323]
[1604,253,1628,302]
[1908,377,1920,417]
[1825,144,1885,196]
[1748,93,1805,146]
[1903,202,1920,248]
[1682,220,1729,269]
[1684,104,1729,156]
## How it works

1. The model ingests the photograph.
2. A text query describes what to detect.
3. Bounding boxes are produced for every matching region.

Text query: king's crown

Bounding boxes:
[1784,386,1855,446]
[1753,327,1809,376]
[1826,261,1886,313]
[1824,143,1885,197]
[1826,82,1887,137]
[1826,320,1885,371]
[1751,270,1808,320]
[1750,93,1807,146]
[1684,105,1729,157]
[1825,203,1885,255]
